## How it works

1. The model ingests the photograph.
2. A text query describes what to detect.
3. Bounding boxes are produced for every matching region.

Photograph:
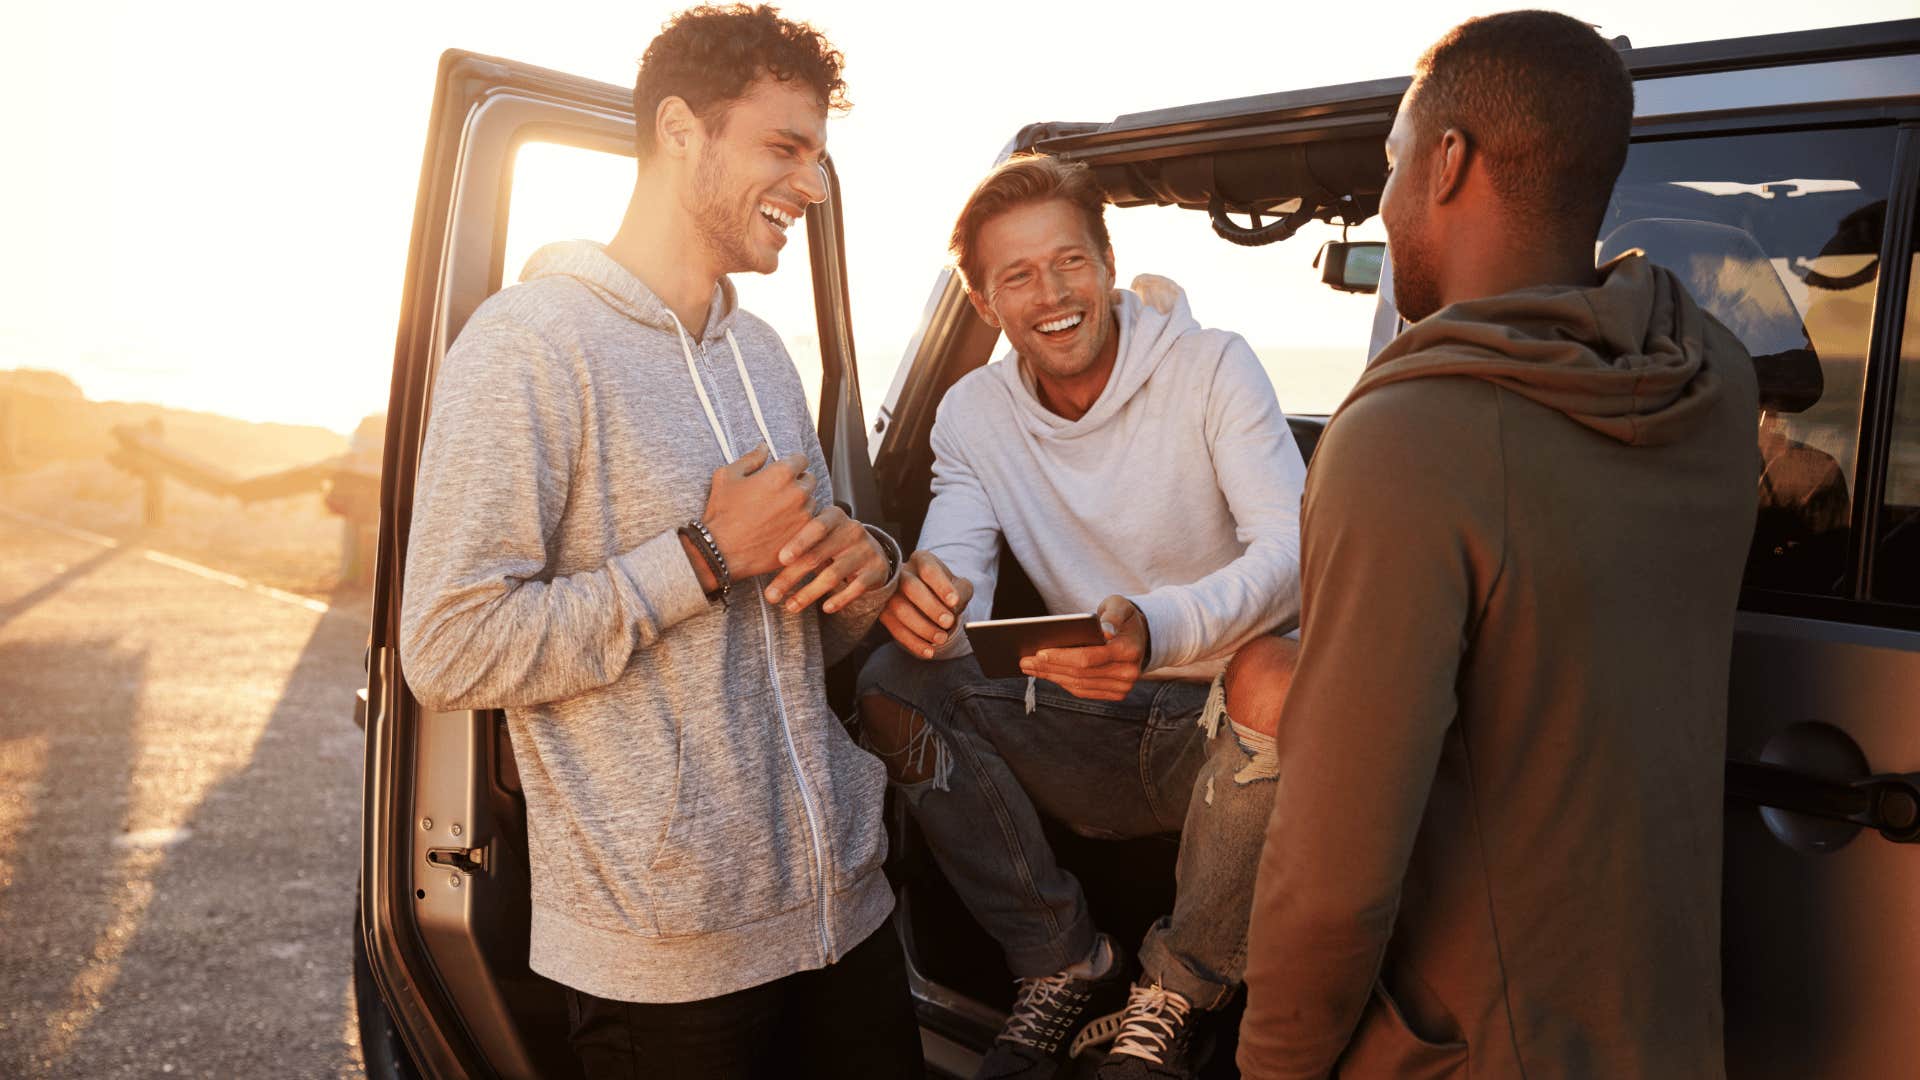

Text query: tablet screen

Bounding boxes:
[964,613,1105,680]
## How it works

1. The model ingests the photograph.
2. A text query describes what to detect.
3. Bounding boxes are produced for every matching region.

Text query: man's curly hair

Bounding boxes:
[633,4,849,158]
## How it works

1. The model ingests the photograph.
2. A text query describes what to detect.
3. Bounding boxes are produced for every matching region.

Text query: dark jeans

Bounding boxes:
[856,645,1280,1010]
[563,920,925,1080]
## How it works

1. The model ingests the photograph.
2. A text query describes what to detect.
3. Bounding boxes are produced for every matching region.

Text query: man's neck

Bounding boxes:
[604,175,723,336]
[1027,313,1121,422]
[1440,225,1600,308]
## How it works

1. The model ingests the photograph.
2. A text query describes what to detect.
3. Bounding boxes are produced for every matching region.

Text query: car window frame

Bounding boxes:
[1619,110,1920,628]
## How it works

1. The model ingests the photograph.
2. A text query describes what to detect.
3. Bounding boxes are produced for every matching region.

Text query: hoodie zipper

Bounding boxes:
[691,337,837,966]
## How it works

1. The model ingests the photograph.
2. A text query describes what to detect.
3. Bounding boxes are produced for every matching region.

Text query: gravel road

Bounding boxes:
[0,511,369,1078]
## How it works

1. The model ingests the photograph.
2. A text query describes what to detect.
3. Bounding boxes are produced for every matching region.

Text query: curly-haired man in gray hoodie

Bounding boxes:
[400,7,919,1078]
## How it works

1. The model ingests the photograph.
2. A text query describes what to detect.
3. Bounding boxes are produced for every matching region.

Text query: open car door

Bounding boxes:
[357,50,876,1078]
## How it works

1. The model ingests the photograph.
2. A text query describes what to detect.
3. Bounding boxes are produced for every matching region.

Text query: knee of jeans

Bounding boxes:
[855,641,915,699]
[856,690,951,793]
[1223,716,1280,785]
[1222,636,1297,739]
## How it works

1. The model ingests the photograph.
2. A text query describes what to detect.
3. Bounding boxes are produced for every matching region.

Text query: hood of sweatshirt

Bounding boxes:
[996,285,1201,441]
[520,239,741,345]
[1347,252,1737,447]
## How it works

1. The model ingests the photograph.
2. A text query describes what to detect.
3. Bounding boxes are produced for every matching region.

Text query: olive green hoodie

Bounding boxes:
[1239,254,1759,1079]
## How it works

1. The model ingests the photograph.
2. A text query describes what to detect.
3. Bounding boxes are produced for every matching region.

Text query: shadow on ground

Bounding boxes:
[0,572,371,1078]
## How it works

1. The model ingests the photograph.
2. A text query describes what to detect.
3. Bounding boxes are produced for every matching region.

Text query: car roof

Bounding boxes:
[1008,18,1920,214]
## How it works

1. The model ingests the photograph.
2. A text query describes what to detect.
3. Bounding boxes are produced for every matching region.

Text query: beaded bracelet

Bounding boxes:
[679,520,731,607]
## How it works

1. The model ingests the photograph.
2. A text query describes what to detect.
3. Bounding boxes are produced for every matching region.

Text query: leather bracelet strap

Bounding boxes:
[679,521,730,606]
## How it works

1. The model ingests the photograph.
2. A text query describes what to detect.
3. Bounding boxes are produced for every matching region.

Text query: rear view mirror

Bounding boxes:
[1314,240,1385,294]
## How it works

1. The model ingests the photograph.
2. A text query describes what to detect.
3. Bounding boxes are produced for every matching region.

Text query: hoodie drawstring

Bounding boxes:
[665,311,777,460]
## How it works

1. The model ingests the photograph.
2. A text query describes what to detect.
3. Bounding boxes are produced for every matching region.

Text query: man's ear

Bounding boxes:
[1431,127,1472,205]
[967,287,1002,329]
[655,96,696,160]
[1101,246,1117,282]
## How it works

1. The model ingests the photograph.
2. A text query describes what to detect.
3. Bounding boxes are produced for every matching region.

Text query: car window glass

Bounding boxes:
[1099,204,1387,415]
[503,140,824,420]
[1603,126,1901,597]
[1873,210,1920,605]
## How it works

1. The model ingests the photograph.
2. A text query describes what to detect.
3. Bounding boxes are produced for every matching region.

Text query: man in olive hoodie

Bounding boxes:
[1235,12,1758,1079]
[400,8,918,1079]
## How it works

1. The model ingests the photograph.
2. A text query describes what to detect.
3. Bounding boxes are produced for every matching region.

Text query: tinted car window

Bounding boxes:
[1601,126,1901,597]
[1874,211,1920,605]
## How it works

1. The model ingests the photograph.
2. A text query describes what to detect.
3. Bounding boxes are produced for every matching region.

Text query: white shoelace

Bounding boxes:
[1103,983,1193,1064]
[1001,971,1087,1053]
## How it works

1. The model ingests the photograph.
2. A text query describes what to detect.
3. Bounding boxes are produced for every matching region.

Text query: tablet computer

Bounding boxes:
[964,613,1106,680]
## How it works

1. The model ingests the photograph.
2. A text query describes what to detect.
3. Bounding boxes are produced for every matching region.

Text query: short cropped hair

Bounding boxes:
[950,155,1112,293]
[633,4,848,158]
[1408,10,1633,240]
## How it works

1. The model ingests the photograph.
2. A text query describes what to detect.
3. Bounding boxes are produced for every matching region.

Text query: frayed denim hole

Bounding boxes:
[856,691,953,792]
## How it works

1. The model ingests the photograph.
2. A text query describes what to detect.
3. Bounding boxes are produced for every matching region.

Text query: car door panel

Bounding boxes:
[1725,615,1920,1078]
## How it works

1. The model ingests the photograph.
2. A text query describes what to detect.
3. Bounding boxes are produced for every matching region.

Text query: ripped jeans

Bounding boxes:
[854,644,1279,1010]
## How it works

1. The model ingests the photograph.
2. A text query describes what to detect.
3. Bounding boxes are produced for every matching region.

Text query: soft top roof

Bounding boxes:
[1014,18,1919,217]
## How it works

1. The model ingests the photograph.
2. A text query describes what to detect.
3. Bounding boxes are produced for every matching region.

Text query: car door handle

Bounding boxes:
[1726,758,1920,844]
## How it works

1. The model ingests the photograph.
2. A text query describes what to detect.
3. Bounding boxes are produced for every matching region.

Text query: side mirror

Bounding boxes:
[1314,240,1385,295]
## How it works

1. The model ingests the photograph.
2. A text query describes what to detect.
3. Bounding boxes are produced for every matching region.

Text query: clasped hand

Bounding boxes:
[699,443,889,615]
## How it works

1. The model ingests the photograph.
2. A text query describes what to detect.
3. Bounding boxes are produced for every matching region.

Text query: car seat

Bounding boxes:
[1598,217,1848,592]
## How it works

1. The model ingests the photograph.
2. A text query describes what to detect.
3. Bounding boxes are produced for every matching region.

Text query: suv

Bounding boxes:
[355,20,1920,1078]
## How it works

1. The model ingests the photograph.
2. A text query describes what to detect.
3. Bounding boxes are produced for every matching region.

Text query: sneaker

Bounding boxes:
[1083,981,1208,1080]
[975,936,1130,1080]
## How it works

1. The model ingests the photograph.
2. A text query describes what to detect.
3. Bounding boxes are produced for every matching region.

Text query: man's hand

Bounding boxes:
[878,550,974,660]
[700,444,817,580]
[763,506,892,615]
[1020,594,1148,701]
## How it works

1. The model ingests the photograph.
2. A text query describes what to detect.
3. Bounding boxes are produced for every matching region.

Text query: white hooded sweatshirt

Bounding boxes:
[923,284,1306,680]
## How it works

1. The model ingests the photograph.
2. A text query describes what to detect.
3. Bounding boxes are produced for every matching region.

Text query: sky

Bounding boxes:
[3,0,1912,434]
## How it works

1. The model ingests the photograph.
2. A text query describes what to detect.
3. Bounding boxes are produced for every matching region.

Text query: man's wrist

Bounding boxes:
[677,522,730,604]
[1126,598,1153,668]
[679,532,719,591]
[863,524,902,584]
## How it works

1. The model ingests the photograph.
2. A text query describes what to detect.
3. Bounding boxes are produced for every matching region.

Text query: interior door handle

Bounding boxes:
[1726,758,1920,844]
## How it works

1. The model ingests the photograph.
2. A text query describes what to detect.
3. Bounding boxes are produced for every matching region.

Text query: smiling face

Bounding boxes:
[684,76,829,276]
[968,198,1118,384]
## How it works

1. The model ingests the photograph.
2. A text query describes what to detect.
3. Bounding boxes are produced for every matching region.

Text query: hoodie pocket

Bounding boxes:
[824,727,890,891]
[644,689,816,936]
[1337,981,1468,1079]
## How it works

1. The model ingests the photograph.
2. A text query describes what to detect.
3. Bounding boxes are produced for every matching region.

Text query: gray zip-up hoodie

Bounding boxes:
[400,240,899,1004]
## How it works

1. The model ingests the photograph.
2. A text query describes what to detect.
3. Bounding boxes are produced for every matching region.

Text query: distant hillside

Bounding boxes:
[0,369,347,475]
[0,370,361,597]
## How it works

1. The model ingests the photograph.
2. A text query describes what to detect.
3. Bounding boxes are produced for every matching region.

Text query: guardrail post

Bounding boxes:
[141,417,164,527]
[0,391,15,475]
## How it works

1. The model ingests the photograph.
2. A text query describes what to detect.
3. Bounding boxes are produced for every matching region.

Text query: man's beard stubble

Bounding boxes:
[1388,218,1442,325]
[690,144,757,275]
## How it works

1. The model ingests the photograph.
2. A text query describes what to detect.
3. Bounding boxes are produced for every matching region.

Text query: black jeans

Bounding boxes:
[563,920,925,1079]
